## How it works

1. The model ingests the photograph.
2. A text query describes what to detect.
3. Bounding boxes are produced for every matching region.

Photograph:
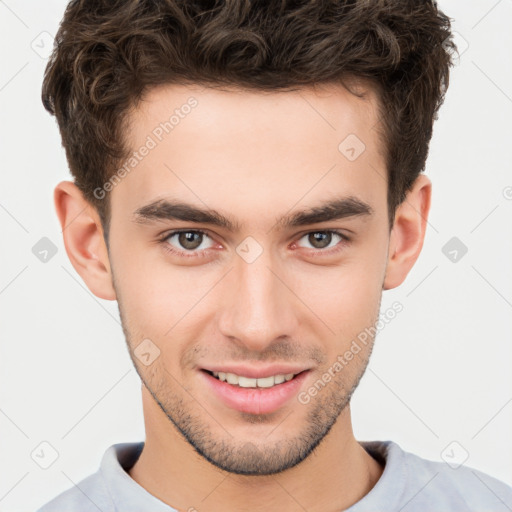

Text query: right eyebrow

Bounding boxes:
[133,199,240,231]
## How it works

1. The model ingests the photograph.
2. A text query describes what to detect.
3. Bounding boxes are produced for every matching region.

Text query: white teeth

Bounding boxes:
[211,371,298,388]
[238,376,257,387]
[256,376,275,388]
[226,373,238,385]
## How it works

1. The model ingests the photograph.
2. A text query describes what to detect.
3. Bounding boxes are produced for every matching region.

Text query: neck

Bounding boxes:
[129,386,383,512]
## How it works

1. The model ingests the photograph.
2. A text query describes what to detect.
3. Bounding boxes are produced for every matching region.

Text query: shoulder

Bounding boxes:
[35,470,113,512]
[405,446,512,510]
[360,440,512,511]
[35,442,145,512]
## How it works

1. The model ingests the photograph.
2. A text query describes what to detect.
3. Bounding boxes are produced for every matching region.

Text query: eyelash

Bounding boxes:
[158,229,350,259]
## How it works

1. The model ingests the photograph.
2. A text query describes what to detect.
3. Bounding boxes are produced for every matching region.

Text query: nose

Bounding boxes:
[217,248,299,353]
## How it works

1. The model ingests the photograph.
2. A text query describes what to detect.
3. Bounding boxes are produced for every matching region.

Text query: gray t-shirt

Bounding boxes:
[36,440,512,511]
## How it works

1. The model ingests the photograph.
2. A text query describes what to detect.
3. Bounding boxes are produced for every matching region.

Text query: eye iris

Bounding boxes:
[178,232,203,250]
[309,232,332,249]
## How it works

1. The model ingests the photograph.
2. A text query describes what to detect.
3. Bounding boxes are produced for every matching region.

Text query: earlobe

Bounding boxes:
[54,180,116,300]
[383,174,432,291]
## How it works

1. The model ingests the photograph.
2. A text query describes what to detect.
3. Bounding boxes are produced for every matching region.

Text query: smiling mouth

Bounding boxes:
[203,369,304,389]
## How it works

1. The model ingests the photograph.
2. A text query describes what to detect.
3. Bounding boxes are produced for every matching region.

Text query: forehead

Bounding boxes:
[127,81,382,154]
[113,82,386,226]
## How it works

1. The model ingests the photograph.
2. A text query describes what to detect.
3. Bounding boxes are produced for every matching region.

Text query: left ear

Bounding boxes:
[383,174,432,290]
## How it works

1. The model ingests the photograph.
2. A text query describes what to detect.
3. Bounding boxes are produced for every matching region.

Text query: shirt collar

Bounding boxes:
[100,442,177,511]
[100,440,404,511]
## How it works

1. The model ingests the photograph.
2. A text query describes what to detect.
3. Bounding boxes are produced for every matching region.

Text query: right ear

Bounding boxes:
[54,180,116,300]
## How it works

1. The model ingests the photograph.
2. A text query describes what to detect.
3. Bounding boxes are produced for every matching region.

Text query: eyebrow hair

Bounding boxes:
[133,196,373,231]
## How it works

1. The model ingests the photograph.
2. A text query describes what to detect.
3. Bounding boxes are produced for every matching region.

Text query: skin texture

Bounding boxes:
[54,82,431,512]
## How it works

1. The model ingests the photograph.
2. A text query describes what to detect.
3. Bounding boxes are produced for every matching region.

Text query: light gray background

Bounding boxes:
[1,1,511,510]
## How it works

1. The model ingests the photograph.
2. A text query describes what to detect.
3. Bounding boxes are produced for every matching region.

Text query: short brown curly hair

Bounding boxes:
[42,0,456,233]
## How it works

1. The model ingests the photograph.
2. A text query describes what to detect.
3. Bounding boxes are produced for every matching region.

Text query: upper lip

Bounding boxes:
[201,365,310,379]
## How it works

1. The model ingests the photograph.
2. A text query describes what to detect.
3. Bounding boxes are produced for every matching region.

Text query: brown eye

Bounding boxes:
[163,230,214,253]
[177,231,203,250]
[308,232,332,249]
[297,230,346,251]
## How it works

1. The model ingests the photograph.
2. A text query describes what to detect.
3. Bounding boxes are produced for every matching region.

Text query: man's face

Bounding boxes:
[108,82,390,475]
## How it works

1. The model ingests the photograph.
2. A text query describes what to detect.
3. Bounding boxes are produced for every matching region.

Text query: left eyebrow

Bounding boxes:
[133,195,374,231]
[276,196,374,229]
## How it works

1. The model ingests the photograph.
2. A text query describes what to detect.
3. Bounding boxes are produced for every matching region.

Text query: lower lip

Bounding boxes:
[200,370,310,415]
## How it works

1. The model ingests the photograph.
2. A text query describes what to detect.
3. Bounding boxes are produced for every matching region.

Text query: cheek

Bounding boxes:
[292,252,384,327]
[110,233,203,327]
[307,282,379,352]
[118,275,204,337]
